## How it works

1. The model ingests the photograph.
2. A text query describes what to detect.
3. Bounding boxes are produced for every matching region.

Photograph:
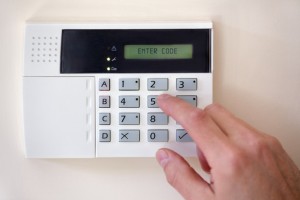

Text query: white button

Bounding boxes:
[119,78,140,91]
[99,113,110,125]
[99,96,110,108]
[119,96,140,108]
[147,78,168,91]
[119,130,140,142]
[119,113,140,125]
[176,78,197,90]
[99,78,110,91]
[148,129,169,142]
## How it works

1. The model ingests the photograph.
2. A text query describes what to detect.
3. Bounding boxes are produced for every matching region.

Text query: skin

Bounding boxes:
[156,94,300,200]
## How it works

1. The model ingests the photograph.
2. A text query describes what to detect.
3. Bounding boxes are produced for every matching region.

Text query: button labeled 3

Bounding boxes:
[176,78,197,91]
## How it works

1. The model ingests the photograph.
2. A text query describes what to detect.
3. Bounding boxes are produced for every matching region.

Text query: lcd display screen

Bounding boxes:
[124,44,193,59]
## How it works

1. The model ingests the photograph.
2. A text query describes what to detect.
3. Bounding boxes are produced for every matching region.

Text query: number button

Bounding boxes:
[119,130,140,142]
[99,78,110,91]
[147,112,168,125]
[147,95,158,108]
[119,113,140,125]
[176,78,197,91]
[119,96,140,108]
[119,78,140,91]
[147,78,168,91]
[177,95,197,107]
[176,129,193,142]
[99,113,111,125]
[147,129,169,142]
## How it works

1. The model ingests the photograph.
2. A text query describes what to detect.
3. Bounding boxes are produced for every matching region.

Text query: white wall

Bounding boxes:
[0,0,299,199]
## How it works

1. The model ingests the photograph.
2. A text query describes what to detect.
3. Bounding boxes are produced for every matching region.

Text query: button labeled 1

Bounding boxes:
[119,78,140,91]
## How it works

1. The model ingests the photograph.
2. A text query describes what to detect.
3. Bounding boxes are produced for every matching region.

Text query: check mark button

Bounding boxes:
[176,129,193,142]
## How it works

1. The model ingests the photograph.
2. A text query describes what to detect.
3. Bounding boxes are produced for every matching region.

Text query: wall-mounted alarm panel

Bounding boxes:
[23,22,213,158]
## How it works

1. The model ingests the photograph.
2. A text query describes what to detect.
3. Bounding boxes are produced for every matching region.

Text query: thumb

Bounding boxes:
[156,148,213,200]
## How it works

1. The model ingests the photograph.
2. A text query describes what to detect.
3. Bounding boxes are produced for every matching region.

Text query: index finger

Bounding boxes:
[157,94,230,161]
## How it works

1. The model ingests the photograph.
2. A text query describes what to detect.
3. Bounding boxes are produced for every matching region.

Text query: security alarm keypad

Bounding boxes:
[23,23,213,158]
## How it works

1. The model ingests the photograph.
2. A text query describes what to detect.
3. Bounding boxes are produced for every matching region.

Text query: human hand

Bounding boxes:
[156,94,300,200]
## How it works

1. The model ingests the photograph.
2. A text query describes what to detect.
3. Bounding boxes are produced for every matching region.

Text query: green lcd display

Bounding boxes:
[124,44,193,59]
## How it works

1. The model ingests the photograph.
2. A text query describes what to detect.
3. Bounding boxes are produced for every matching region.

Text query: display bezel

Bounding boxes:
[61,29,211,73]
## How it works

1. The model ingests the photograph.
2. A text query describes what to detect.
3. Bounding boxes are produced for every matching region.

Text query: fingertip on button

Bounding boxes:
[157,94,172,102]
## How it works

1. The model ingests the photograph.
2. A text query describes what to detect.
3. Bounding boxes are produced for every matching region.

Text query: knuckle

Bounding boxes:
[266,135,281,148]
[187,108,207,123]
[247,134,280,159]
[223,147,249,175]
[164,162,180,187]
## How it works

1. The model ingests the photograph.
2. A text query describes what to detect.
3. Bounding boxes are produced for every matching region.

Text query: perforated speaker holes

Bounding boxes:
[30,36,59,63]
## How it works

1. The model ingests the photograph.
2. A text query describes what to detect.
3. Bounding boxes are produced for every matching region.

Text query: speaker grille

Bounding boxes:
[30,36,59,63]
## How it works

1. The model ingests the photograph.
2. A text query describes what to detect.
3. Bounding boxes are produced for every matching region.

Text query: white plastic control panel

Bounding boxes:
[23,22,213,158]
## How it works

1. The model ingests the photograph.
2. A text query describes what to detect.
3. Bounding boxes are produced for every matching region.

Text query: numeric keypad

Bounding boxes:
[97,76,199,145]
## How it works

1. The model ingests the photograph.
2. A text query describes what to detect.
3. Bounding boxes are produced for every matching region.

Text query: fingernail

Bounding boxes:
[156,149,170,168]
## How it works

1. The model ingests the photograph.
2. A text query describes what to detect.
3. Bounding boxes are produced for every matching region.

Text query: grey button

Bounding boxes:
[99,113,111,125]
[176,129,193,142]
[147,112,168,125]
[147,95,158,108]
[119,130,140,142]
[99,78,110,91]
[119,78,140,91]
[119,96,140,108]
[176,78,197,91]
[147,78,168,91]
[119,113,140,125]
[99,130,111,142]
[99,96,110,108]
[148,129,169,142]
[177,95,197,107]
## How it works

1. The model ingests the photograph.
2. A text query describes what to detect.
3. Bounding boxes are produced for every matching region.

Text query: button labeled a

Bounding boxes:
[99,78,110,91]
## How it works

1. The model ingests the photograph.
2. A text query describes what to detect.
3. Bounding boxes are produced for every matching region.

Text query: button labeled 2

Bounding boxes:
[147,78,168,91]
